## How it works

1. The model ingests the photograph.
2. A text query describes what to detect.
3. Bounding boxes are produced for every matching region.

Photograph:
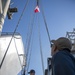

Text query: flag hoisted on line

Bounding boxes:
[34,5,40,13]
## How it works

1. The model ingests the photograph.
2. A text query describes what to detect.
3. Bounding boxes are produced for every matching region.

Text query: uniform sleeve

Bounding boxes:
[52,52,74,75]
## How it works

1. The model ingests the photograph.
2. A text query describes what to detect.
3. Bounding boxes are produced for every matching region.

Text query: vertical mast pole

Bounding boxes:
[0,0,11,34]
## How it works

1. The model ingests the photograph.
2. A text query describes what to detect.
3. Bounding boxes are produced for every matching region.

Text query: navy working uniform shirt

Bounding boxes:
[52,49,75,75]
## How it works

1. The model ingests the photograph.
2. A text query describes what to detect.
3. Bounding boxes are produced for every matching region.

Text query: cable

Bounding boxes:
[25,13,35,75]
[0,0,30,69]
[37,0,39,5]
[26,13,35,61]
[26,34,34,75]
[37,14,45,75]
[25,0,36,59]
[40,0,51,47]
[26,13,36,75]
[25,11,35,56]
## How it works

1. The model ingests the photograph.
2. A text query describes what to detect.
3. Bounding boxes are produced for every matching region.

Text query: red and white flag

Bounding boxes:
[34,5,40,13]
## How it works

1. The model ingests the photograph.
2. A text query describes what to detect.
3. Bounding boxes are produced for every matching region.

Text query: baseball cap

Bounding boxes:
[28,69,35,74]
[51,37,72,50]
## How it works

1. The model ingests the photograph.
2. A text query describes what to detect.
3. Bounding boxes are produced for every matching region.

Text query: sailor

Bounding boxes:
[51,37,75,75]
[28,69,35,75]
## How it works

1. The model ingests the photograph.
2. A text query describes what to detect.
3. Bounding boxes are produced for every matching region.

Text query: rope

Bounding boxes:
[26,13,35,61]
[25,14,35,75]
[0,0,30,69]
[26,35,34,75]
[40,0,51,47]
[26,14,36,74]
[37,14,45,75]
[25,12,35,56]
[37,0,39,5]
[23,2,36,74]
[25,0,36,58]
[25,0,38,73]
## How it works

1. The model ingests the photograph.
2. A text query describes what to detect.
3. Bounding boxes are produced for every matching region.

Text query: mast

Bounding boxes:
[0,0,11,34]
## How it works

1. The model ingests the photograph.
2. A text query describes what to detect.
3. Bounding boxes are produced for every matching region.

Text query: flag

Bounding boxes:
[34,5,40,13]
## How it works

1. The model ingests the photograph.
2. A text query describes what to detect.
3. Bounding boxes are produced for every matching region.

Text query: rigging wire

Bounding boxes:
[25,0,45,75]
[37,0,39,5]
[40,0,52,47]
[25,11,35,75]
[25,14,39,75]
[26,13,37,74]
[25,14,35,75]
[0,0,30,69]
[25,0,40,74]
[26,33,34,75]
[25,7,35,57]
[25,23,31,55]
[37,14,45,75]
[25,1,37,59]
[26,13,35,61]
[23,1,36,74]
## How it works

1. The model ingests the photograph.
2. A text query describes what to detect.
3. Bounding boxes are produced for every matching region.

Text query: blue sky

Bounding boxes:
[3,0,75,75]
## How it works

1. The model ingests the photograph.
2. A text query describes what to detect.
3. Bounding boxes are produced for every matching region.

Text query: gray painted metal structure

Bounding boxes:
[0,0,11,33]
[0,33,25,75]
[66,28,75,57]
